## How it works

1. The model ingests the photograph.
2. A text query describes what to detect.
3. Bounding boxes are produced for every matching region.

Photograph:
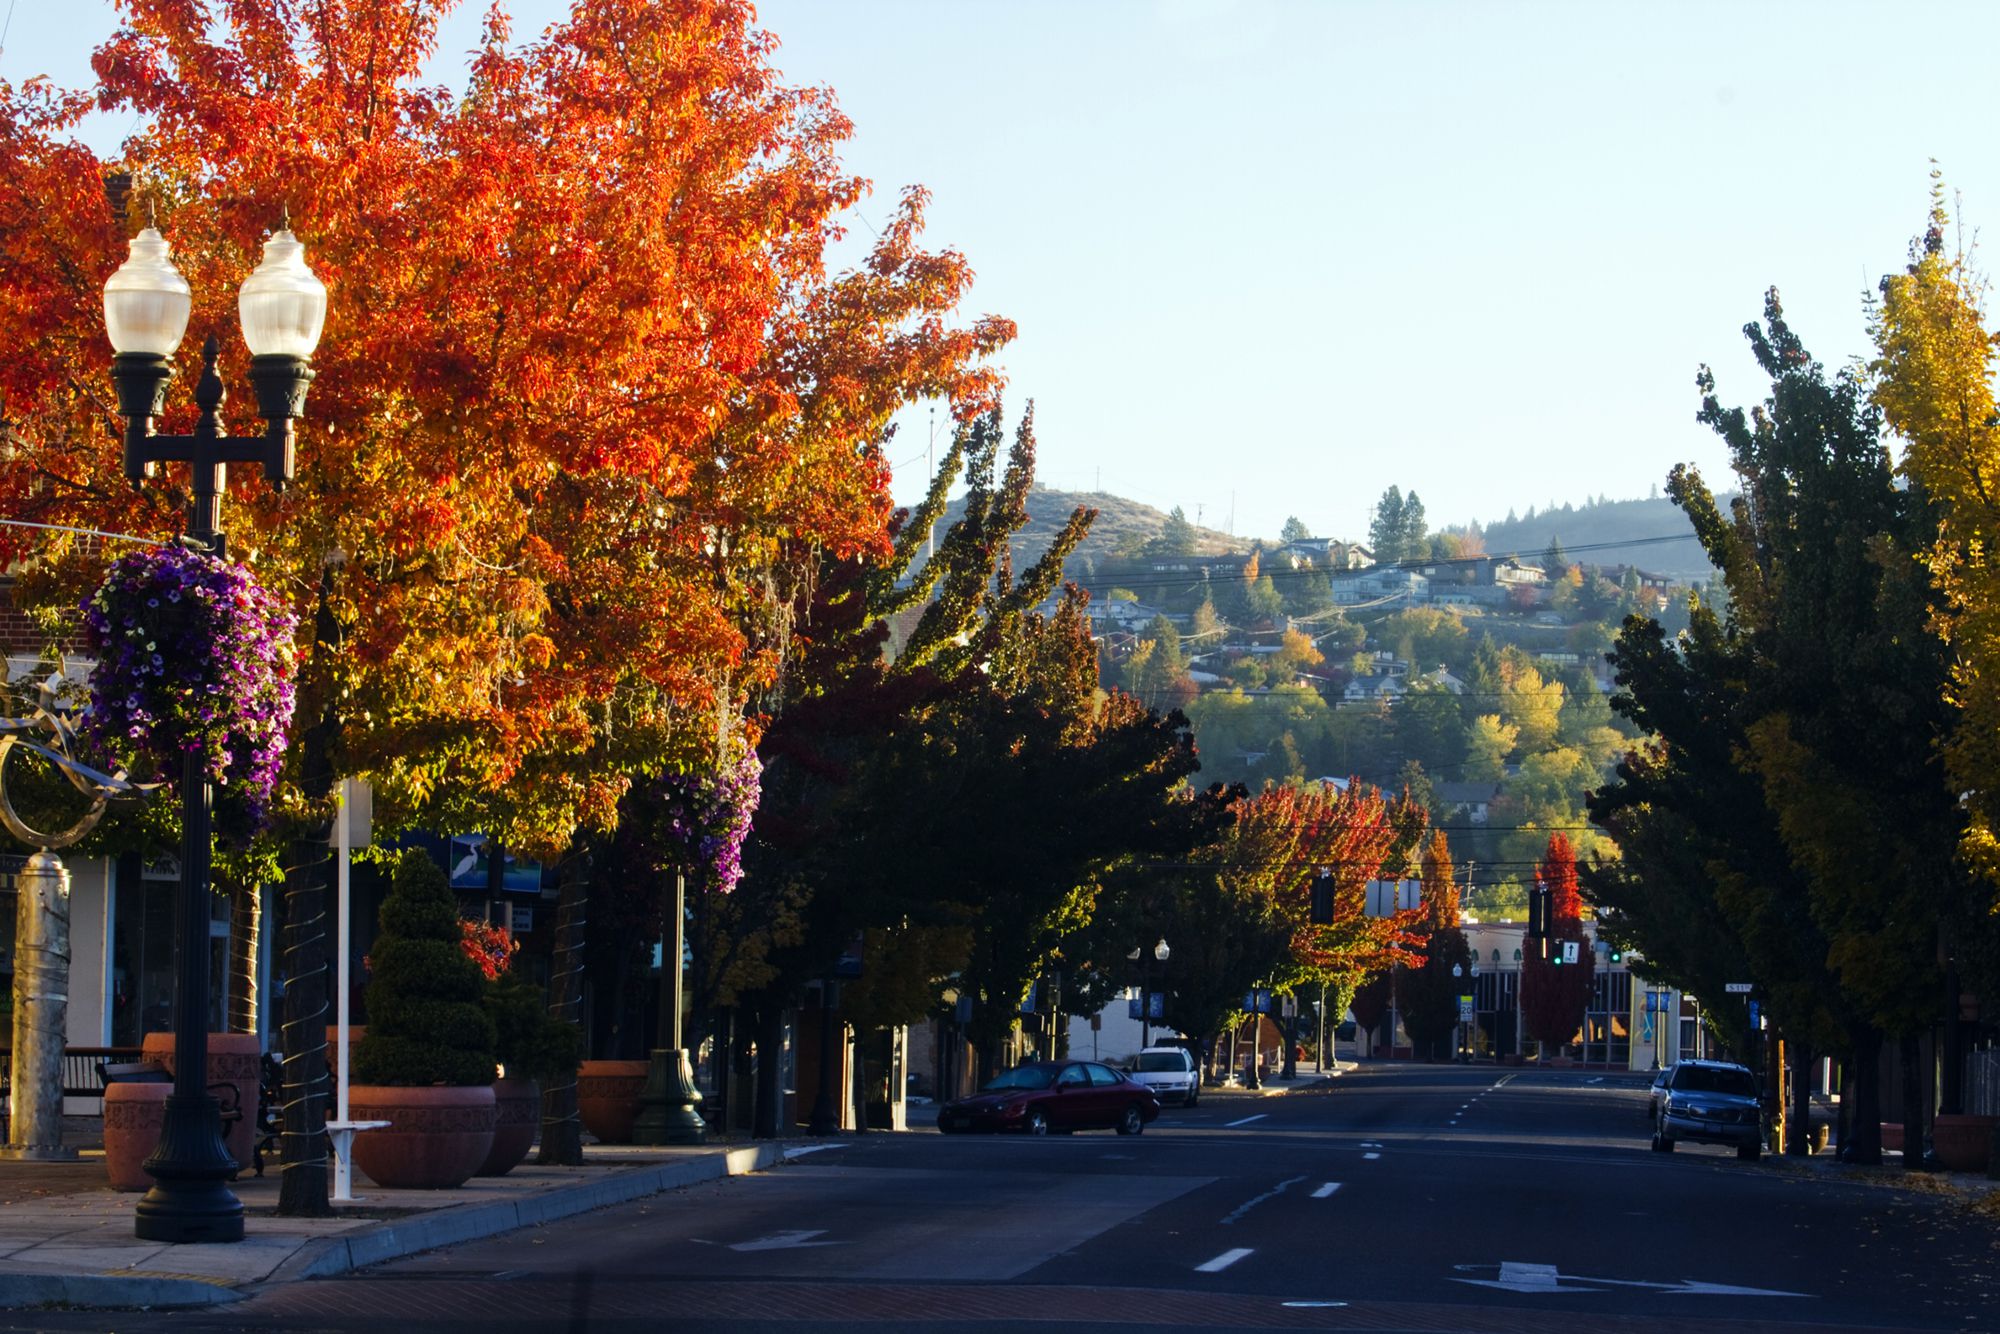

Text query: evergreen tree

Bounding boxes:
[1280,515,1313,544]
[1370,487,1407,563]
[1153,505,1199,556]
[1400,491,1429,562]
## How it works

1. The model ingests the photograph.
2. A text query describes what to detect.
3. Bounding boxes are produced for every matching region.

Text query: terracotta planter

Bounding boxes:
[1932,1114,1996,1173]
[102,1081,171,1192]
[142,1032,261,1173]
[477,1076,540,1177]
[347,1084,497,1189]
[1880,1122,1905,1153]
[577,1059,649,1144]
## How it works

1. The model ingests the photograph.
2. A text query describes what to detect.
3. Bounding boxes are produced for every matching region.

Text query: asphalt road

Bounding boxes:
[7,1064,1995,1333]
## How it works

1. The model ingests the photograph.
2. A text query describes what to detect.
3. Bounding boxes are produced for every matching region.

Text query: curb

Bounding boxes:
[275,1143,779,1282]
[0,1272,243,1310]
[0,1142,781,1311]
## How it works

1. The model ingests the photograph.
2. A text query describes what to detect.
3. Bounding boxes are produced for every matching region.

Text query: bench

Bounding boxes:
[0,1045,145,1137]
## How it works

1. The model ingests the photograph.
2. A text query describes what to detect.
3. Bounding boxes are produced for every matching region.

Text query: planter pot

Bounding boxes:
[347,1084,497,1189]
[1880,1122,1905,1154]
[101,1081,171,1192]
[477,1076,540,1177]
[142,1032,261,1173]
[577,1060,650,1144]
[1932,1114,1996,1173]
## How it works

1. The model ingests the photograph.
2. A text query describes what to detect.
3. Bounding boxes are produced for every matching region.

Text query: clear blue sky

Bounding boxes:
[6,1,1995,544]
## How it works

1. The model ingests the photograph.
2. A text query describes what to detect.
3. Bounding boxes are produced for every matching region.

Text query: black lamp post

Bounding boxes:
[104,208,327,1244]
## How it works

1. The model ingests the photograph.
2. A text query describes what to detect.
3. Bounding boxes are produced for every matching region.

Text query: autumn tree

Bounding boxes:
[1399,831,1471,1061]
[0,0,1015,1194]
[1519,834,1594,1056]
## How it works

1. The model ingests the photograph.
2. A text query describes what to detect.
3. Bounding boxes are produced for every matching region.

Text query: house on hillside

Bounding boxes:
[1330,567,1428,607]
[1435,781,1502,825]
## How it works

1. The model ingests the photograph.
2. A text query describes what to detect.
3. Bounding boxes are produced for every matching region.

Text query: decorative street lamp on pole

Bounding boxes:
[103,207,327,1244]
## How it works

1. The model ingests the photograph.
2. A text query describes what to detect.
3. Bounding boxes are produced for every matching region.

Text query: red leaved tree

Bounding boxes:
[1520,832,1596,1056]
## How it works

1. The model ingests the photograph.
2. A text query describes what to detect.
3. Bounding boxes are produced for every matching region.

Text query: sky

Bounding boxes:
[5,1,1997,544]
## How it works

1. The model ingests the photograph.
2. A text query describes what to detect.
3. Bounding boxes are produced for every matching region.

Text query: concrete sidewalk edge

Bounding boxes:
[276,1142,778,1283]
[0,1271,242,1310]
[0,1142,780,1312]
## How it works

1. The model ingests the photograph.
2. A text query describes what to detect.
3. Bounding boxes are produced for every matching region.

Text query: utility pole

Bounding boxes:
[926,406,936,563]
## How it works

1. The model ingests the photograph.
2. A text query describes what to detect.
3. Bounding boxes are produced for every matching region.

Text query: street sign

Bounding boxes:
[1457,995,1475,1022]
[1242,988,1272,1014]
[1561,940,1579,965]
[1724,982,1753,994]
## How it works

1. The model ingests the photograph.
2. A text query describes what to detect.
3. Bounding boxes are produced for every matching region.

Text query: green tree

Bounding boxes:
[1280,516,1313,544]
[1370,487,1407,563]
[1400,491,1429,561]
[1152,505,1199,557]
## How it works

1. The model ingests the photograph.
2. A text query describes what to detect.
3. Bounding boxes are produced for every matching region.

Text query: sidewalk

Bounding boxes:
[0,1140,788,1310]
[1203,1055,1358,1097]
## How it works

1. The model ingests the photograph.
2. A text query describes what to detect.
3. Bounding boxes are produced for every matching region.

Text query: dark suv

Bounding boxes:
[1651,1059,1765,1159]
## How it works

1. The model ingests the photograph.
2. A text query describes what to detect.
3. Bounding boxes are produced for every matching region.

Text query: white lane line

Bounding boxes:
[1196,1248,1255,1273]
[782,1143,846,1160]
[1221,1174,1307,1225]
[1225,1113,1269,1128]
[1311,1181,1342,1198]
[1363,1151,1382,1160]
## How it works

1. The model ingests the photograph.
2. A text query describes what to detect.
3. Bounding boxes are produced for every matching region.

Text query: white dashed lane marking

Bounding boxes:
[1312,1182,1342,1198]
[1225,1113,1268,1128]
[1197,1248,1255,1273]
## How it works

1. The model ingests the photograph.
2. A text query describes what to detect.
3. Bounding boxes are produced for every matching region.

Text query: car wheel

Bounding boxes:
[1185,1089,1199,1109]
[1025,1109,1049,1136]
[1738,1141,1762,1161]
[1650,1131,1670,1152]
[1116,1106,1144,1136]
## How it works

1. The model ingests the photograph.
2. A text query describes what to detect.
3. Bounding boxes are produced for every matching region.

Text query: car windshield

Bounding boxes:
[1675,1066,1757,1098]
[1134,1053,1187,1072]
[982,1065,1055,1092]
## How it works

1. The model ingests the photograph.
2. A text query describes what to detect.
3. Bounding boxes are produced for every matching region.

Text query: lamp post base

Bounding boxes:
[631,1048,707,1145]
[134,1093,244,1243]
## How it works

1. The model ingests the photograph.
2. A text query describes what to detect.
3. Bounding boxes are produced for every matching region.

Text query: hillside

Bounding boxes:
[1458,494,1719,581]
[921,485,1245,574]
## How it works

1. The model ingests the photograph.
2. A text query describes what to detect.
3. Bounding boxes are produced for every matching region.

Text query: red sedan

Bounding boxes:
[936,1060,1161,1136]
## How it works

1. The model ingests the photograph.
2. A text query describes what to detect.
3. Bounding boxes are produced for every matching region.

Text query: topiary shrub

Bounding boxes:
[354,850,496,1087]
[485,971,582,1084]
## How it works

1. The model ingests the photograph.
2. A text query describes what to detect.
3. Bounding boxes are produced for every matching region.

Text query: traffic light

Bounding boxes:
[1608,945,1624,964]
[1527,884,1552,959]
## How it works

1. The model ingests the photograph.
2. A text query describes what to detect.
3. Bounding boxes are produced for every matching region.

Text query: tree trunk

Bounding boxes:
[1843,1029,1883,1165]
[538,839,591,1166]
[226,873,260,1035]
[277,564,341,1219]
[752,1001,783,1139]
[1900,1030,1927,1170]
[1785,1038,1812,1156]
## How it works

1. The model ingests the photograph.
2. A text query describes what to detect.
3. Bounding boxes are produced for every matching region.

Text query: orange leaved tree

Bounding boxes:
[0,0,1010,1204]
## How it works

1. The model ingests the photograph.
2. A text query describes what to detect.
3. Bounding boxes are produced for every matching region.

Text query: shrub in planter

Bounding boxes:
[478,971,582,1176]
[349,851,498,1188]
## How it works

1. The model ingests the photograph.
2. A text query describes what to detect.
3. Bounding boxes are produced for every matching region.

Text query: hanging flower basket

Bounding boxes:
[79,542,297,832]
[651,749,761,893]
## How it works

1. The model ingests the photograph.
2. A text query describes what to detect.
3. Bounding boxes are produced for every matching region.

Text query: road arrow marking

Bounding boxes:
[1450,1263,1809,1298]
[729,1230,842,1252]
[1196,1248,1254,1273]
